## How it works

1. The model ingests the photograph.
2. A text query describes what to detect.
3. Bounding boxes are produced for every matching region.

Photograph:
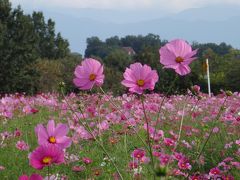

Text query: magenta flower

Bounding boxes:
[159,39,197,75]
[73,58,104,90]
[178,159,192,170]
[35,120,71,149]
[29,144,64,170]
[82,157,93,165]
[209,167,221,176]
[164,138,176,147]
[16,140,29,151]
[121,63,159,94]
[19,174,43,180]
[192,85,200,93]
[131,149,146,159]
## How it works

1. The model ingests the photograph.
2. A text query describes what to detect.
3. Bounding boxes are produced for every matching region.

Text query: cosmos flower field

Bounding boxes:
[0,39,239,179]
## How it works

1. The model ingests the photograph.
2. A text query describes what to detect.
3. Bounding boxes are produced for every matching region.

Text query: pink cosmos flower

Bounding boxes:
[192,85,200,94]
[140,156,150,164]
[14,128,22,137]
[0,165,5,171]
[35,120,71,149]
[173,152,184,161]
[131,149,146,159]
[235,139,240,145]
[72,165,85,172]
[29,144,64,170]
[159,154,170,165]
[73,58,104,90]
[159,39,197,75]
[178,159,192,170]
[82,157,93,165]
[209,167,221,176]
[16,140,29,151]
[128,161,138,169]
[121,62,159,94]
[19,174,43,180]
[164,138,176,147]
[97,120,109,131]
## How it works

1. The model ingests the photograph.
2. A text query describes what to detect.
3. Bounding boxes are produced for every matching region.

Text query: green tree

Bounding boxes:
[0,0,70,94]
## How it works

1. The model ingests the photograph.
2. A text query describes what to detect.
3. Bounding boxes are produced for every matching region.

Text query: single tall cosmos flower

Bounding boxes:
[29,144,64,170]
[35,120,71,149]
[73,58,104,90]
[159,39,197,76]
[121,62,159,94]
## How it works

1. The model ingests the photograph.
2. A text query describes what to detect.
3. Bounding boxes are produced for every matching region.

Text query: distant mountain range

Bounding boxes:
[21,4,240,54]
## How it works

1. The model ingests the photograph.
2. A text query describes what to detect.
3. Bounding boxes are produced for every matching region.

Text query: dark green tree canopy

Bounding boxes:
[0,0,70,94]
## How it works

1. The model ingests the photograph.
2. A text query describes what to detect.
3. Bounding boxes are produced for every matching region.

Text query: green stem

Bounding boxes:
[166,95,188,172]
[99,87,150,150]
[141,96,155,179]
[48,166,50,180]
[196,97,227,161]
[152,75,178,141]
[61,89,124,180]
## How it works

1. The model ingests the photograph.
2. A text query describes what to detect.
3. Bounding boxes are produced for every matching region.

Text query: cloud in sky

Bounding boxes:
[11,0,240,12]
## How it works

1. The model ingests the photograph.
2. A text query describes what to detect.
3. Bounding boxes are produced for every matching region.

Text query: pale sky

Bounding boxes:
[10,0,240,12]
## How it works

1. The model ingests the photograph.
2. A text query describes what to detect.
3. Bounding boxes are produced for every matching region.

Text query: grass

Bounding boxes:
[0,94,240,179]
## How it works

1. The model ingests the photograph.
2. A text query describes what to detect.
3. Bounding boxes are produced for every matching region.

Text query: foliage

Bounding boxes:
[85,34,240,95]
[0,0,70,94]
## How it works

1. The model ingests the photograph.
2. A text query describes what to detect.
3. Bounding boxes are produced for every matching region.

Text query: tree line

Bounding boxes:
[1,0,239,95]
[85,35,240,95]
[0,0,79,94]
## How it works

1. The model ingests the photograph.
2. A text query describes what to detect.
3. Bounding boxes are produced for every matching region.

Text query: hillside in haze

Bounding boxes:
[21,5,240,54]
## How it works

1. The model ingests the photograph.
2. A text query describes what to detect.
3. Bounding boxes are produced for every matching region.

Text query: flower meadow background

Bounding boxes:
[1,1,240,179]
[0,38,240,180]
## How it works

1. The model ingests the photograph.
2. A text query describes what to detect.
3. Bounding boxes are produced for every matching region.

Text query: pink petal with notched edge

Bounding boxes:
[169,39,192,57]
[73,78,89,87]
[56,136,72,149]
[35,124,49,145]
[175,64,191,76]
[54,124,68,138]
[47,120,55,136]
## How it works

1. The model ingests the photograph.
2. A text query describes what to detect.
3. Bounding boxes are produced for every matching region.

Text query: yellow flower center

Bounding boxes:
[175,56,184,63]
[137,79,145,86]
[42,156,52,164]
[89,74,96,81]
[48,136,56,144]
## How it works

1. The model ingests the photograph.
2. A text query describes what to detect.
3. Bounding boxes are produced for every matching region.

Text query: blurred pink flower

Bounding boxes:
[82,157,93,165]
[97,120,109,131]
[128,161,138,169]
[121,62,159,94]
[192,85,200,94]
[131,149,146,159]
[73,58,104,90]
[159,39,197,75]
[16,140,29,151]
[164,138,176,147]
[235,139,240,145]
[213,127,219,133]
[72,165,85,172]
[35,120,71,149]
[0,165,5,171]
[29,144,64,170]
[140,156,150,164]
[14,128,22,137]
[19,174,43,180]
[209,167,221,176]
[178,159,192,170]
